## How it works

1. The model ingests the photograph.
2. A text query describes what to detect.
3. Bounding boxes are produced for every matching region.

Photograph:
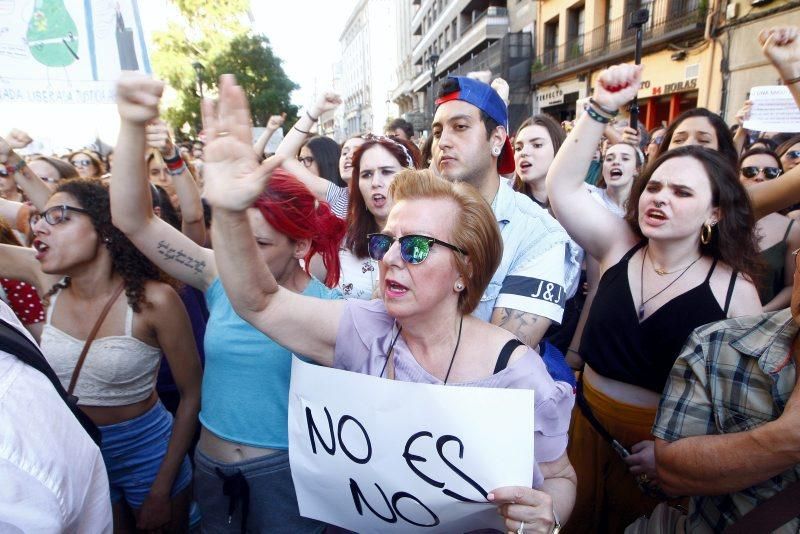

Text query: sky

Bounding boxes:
[250,1,359,108]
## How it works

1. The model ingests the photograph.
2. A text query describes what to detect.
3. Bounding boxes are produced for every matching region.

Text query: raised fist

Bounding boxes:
[593,64,643,114]
[116,72,165,125]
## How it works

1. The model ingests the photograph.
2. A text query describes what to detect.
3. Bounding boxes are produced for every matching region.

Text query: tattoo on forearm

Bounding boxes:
[157,240,206,274]
[493,308,545,348]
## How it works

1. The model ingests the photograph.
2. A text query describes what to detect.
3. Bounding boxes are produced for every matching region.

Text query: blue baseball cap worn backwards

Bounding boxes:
[435,76,515,174]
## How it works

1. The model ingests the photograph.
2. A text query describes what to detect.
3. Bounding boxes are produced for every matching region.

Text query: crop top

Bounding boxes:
[40,291,162,406]
[580,242,736,393]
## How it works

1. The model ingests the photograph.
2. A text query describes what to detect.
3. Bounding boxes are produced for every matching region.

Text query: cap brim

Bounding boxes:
[497,137,515,174]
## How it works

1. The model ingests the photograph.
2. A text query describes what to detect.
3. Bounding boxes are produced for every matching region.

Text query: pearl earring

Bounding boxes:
[492,146,501,156]
[455,282,464,291]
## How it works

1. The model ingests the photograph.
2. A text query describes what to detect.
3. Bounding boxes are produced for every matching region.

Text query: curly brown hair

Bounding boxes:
[43,179,170,312]
[625,145,762,282]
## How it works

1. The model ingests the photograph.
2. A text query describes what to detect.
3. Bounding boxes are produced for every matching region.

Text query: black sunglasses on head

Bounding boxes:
[367,233,467,264]
[740,166,782,179]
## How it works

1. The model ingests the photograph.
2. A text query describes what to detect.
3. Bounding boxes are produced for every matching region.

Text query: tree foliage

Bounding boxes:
[150,0,298,139]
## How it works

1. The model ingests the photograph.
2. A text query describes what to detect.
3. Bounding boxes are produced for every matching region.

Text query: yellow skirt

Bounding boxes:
[564,376,663,534]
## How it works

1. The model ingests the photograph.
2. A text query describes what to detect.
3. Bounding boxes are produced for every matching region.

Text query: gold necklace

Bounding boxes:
[648,248,702,276]
[639,246,702,320]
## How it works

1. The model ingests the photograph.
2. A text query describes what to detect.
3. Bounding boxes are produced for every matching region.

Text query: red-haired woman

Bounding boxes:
[112,72,346,532]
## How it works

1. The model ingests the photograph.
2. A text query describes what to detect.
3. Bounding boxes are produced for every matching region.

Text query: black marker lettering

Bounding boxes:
[437,435,489,503]
[349,479,397,523]
[403,431,444,488]
[338,415,372,464]
[305,406,336,455]
[392,491,440,527]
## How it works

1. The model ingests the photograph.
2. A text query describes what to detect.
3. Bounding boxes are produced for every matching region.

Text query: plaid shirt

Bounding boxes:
[652,308,800,534]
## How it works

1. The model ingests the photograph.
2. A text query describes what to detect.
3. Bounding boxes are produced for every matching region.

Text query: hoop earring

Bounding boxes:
[700,222,713,245]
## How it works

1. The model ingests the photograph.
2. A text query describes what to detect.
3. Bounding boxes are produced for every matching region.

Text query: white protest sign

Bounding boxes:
[289,357,535,534]
[743,86,800,133]
[0,0,151,105]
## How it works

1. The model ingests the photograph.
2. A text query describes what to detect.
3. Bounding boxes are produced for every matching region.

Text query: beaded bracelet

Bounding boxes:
[589,98,619,117]
[584,104,612,124]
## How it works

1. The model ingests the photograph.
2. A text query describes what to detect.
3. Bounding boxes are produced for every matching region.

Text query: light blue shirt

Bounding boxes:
[473,179,582,324]
[200,277,340,449]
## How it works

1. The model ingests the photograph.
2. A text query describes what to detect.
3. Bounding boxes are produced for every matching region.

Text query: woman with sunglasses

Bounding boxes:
[777,134,800,172]
[0,176,202,531]
[113,72,346,532]
[546,64,762,533]
[67,149,105,180]
[202,76,576,534]
[738,147,800,311]
[333,135,422,299]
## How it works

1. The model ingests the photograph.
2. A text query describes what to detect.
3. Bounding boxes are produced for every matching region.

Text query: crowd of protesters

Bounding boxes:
[0,22,799,534]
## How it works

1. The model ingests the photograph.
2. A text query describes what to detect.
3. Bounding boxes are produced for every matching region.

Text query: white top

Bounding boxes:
[40,291,162,406]
[585,183,626,217]
[337,247,378,300]
[0,301,112,533]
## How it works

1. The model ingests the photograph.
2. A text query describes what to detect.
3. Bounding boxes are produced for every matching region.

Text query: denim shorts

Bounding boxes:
[194,447,325,533]
[99,400,193,508]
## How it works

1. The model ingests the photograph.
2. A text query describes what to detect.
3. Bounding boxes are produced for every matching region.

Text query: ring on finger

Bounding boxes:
[636,473,649,485]
[517,520,525,534]
[217,131,230,137]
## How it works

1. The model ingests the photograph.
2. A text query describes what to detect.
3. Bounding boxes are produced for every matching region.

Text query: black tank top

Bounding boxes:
[580,242,736,393]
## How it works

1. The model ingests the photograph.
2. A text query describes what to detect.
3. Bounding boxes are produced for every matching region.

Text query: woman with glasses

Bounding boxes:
[67,149,105,180]
[298,135,345,187]
[546,64,762,533]
[276,92,367,218]
[645,126,666,163]
[777,134,800,172]
[113,72,346,532]
[0,176,202,531]
[738,147,800,311]
[27,155,79,186]
[202,76,576,534]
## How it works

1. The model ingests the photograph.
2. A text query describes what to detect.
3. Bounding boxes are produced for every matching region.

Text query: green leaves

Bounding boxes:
[151,1,298,139]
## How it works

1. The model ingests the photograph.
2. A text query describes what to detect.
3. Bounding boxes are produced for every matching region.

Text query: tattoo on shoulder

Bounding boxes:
[157,240,206,274]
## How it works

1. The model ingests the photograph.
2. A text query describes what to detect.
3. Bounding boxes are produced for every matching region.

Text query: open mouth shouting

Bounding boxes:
[33,239,50,261]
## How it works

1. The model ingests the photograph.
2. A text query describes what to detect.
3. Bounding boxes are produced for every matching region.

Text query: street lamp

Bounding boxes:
[192,61,205,99]
[427,52,440,124]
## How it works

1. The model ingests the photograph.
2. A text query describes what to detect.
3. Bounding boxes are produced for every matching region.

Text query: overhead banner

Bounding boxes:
[288,357,536,534]
[0,0,150,104]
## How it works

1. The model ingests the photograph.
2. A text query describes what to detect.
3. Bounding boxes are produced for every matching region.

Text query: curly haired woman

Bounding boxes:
[0,178,202,532]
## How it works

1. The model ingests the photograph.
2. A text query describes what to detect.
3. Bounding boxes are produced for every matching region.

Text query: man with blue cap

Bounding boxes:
[432,76,581,368]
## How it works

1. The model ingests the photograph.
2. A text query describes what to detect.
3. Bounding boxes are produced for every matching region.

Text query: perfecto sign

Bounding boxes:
[288,357,536,533]
[537,88,565,106]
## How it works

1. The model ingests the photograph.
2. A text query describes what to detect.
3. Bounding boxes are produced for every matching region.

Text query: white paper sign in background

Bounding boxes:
[743,85,800,133]
[288,357,535,534]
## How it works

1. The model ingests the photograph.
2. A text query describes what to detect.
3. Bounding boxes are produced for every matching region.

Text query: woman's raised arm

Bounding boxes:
[546,64,642,264]
[274,92,343,200]
[203,75,344,366]
[112,73,216,292]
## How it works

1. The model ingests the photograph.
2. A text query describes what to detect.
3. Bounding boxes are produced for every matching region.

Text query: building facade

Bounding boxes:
[390,0,534,136]
[711,0,799,123]
[531,0,715,130]
[339,0,398,138]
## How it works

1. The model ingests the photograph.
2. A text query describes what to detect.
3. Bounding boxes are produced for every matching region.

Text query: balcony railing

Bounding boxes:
[532,0,705,83]
[460,6,509,37]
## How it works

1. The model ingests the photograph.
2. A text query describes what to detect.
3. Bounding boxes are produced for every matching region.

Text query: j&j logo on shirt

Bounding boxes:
[531,281,564,305]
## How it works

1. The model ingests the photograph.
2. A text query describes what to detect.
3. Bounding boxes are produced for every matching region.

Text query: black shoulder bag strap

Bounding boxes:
[723,479,800,533]
[0,317,101,446]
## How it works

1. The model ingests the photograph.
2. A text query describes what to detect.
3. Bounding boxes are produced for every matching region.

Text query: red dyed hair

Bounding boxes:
[253,169,346,288]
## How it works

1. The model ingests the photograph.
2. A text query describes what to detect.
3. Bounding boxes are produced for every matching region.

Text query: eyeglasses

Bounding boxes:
[29,205,89,226]
[786,150,800,160]
[650,135,664,146]
[367,233,467,265]
[740,166,782,179]
[71,159,93,168]
[297,156,315,168]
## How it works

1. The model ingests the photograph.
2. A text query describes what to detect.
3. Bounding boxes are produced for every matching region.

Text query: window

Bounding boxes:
[544,17,559,65]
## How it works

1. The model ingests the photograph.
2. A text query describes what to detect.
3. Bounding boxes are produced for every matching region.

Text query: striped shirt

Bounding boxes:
[325,183,349,219]
[653,308,800,533]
